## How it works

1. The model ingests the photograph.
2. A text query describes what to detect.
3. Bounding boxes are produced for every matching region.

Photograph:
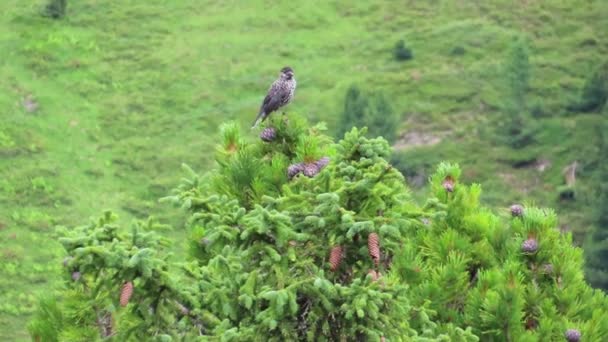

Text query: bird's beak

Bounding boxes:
[287,71,294,78]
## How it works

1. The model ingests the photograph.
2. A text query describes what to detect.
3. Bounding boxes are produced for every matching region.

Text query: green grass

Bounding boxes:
[1,0,607,339]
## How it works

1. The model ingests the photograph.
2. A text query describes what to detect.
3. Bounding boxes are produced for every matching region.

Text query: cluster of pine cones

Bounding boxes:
[329,233,382,282]
[258,127,330,179]
[288,157,330,179]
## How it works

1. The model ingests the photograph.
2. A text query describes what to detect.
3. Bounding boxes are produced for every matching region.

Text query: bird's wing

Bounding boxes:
[260,81,287,114]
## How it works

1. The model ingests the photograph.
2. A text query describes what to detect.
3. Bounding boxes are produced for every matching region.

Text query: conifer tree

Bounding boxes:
[585,119,608,290]
[336,85,398,144]
[29,113,608,341]
[571,62,608,113]
[43,0,67,19]
[337,85,367,139]
[28,212,202,341]
[500,38,536,149]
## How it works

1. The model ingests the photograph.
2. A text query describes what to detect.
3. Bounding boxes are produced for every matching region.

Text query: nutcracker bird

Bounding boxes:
[252,66,296,128]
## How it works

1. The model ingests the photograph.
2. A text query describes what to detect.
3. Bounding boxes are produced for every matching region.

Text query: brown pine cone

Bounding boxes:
[442,176,455,192]
[368,233,380,265]
[329,246,343,272]
[510,204,524,217]
[521,238,538,254]
[302,163,320,177]
[287,163,304,179]
[120,281,134,307]
[259,127,277,142]
[315,156,330,170]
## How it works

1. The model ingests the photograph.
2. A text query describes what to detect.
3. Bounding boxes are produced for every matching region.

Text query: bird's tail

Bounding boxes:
[251,112,265,129]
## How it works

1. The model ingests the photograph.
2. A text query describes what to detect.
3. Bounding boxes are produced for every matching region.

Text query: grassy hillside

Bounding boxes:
[1,0,606,339]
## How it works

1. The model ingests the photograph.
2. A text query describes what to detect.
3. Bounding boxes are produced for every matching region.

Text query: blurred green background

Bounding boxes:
[1,0,606,339]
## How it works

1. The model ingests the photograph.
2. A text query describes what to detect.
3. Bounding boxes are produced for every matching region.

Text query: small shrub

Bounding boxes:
[394,40,413,61]
[43,0,67,19]
[449,45,466,56]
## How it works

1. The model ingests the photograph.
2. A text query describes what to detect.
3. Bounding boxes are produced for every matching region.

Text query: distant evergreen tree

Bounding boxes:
[29,113,608,341]
[585,119,608,290]
[571,62,608,113]
[500,38,536,149]
[43,0,67,19]
[337,85,399,144]
[337,85,367,139]
[506,39,530,109]
[394,40,413,61]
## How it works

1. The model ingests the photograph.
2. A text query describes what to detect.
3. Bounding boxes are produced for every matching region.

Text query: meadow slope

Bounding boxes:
[1,0,606,339]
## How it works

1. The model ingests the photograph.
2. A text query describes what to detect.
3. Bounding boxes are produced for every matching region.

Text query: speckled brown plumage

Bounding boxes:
[252,67,296,128]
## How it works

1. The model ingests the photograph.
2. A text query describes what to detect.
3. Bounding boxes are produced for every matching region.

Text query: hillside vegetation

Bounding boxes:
[1,0,606,340]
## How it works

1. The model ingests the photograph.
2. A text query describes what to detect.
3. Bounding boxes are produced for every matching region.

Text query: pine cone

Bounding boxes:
[525,316,538,330]
[368,233,380,265]
[521,238,539,254]
[315,156,330,170]
[287,163,304,179]
[71,271,81,281]
[302,163,320,177]
[442,176,455,192]
[564,329,581,342]
[260,127,276,142]
[120,281,134,307]
[329,246,343,272]
[510,204,524,217]
[368,269,380,281]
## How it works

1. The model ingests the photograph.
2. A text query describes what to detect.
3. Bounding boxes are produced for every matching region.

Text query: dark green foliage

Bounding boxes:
[394,40,413,61]
[570,62,608,113]
[585,120,608,290]
[43,0,67,19]
[597,131,608,230]
[336,85,399,144]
